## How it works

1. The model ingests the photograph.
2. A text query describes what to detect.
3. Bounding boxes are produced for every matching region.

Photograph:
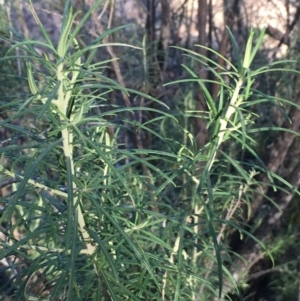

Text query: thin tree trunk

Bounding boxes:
[195,0,208,150]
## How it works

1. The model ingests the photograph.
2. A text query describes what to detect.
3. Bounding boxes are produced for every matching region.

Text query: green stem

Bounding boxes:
[57,61,95,255]
[208,77,244,172]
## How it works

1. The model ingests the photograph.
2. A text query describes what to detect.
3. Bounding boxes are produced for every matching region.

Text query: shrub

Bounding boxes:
[0,1,296,300]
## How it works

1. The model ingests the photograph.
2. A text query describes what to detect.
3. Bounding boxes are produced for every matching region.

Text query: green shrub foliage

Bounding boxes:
[0,1,297,300]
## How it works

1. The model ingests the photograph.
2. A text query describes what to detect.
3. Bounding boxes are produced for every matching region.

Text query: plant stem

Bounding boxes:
[56,61,95,255]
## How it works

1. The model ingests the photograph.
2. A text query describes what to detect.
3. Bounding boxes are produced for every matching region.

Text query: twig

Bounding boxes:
[87,0,132,108]
[0,178,18,189]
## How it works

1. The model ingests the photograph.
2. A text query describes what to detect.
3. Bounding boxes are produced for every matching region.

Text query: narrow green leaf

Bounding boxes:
[28,0,54,48]
[9,140,61,216]
[249,27,266,66]
[57,9,77,57]
[37,80,61,118]
[242,29,254,69]
[98,268,120,301]
[226,26,242,72]
[87,228,119,280]
[98,206,160,289]
[204,175,223,297]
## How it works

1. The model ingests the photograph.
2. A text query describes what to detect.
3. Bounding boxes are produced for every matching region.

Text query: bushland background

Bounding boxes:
[0,0,300,300]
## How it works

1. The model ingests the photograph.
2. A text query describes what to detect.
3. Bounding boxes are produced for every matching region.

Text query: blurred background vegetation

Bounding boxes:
[1,0,300,300]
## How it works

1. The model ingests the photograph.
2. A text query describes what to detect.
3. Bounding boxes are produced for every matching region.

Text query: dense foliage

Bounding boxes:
[0,0,300,300]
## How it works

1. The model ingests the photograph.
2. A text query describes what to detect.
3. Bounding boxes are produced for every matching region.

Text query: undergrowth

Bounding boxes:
[0,0,297,300]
